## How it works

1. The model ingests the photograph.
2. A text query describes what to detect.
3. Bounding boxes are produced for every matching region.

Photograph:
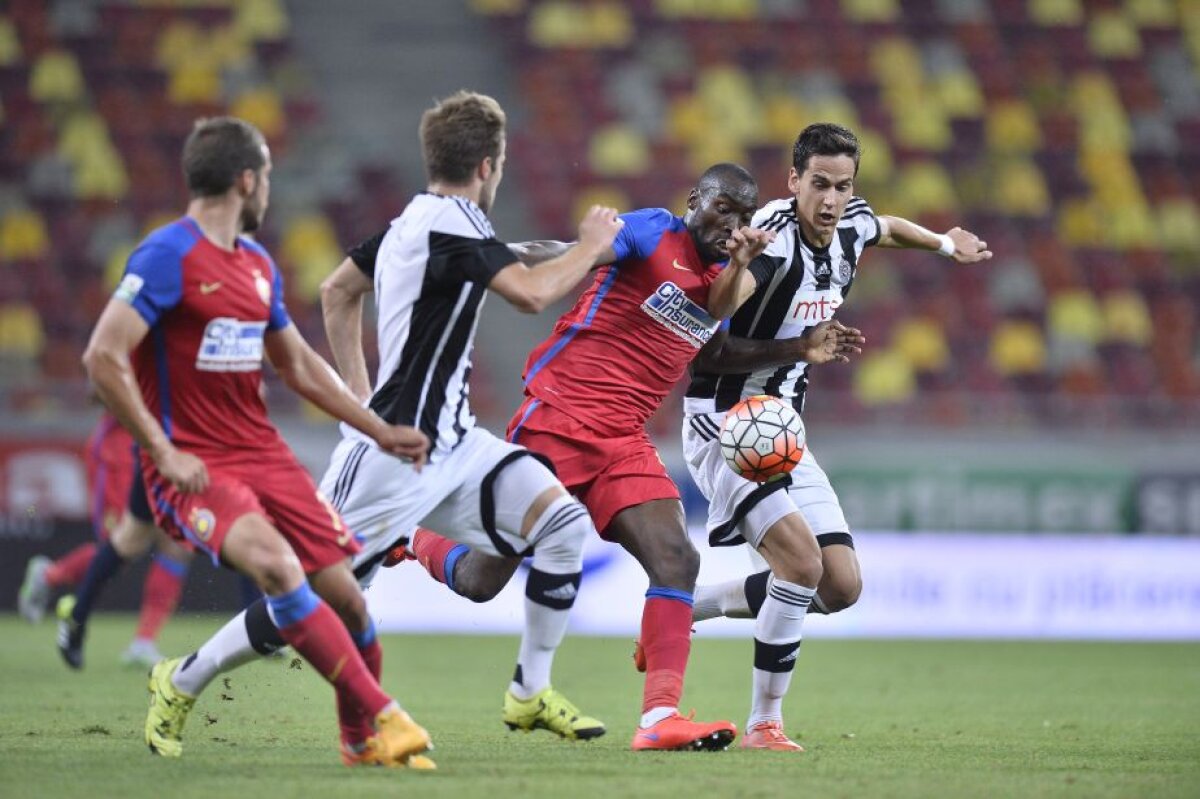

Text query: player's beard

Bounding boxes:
[240,203,263,234]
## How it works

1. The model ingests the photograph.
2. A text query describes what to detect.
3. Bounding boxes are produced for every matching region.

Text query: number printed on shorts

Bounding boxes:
[315,490,350,545]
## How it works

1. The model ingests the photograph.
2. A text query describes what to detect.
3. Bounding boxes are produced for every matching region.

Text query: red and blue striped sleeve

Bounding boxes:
[611,208,675,262]
[115,242,184,327]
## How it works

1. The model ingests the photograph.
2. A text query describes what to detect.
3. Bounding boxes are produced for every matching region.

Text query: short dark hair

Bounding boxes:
[420,91,506,184]
[696,162,757,196]
[182,117,267,197]
[792,123,860,175]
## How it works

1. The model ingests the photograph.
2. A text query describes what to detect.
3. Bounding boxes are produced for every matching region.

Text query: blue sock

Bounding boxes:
[444,545,468,593]
[71,541,125,624]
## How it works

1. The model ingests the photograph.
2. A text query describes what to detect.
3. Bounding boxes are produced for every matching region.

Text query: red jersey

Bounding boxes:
[522,209,726,437]
[114,217,291,458]
[84,412,135,536]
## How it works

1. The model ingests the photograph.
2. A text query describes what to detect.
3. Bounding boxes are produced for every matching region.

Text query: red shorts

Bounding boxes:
[506,396,679,536]
[141,447,359,573]
[85,415,135,540]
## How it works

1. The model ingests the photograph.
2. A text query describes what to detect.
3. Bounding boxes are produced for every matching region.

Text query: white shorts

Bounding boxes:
[319,427,559,586]
[682,410,850,549]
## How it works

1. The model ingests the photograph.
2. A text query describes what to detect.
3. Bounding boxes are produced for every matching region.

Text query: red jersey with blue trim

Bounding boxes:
[114,217,291,457]
[521,208,725,437]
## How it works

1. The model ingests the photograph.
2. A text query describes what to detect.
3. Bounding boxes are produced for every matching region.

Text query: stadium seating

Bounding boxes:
[471,0,1200,429]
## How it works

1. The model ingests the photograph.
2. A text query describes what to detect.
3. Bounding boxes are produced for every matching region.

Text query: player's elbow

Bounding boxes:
[81,340,117,382]
[507,289,547,314]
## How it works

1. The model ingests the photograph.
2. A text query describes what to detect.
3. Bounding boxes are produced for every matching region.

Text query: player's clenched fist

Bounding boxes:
[374,424,431,469]
[945,227,992,264]
[154,446,209,494]
[726,226,776,267]
[577,205,624,254]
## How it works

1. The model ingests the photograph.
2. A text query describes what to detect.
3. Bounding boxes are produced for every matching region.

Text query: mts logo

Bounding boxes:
[786,290,842,323]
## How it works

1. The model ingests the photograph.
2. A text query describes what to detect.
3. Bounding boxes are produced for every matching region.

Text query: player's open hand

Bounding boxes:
[577,206,624,255]
[726,227,776,268]
[800,320,865,365]
[155,446,209,494]
[946,227,992,264]
[375,424,430,470]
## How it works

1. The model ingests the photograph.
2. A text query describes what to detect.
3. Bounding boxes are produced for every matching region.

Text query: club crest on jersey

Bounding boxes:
[189,507,216,542]
[252,269,271,306]
[196,317,266,372]
[837,256,853,283]
[641,281,718,348]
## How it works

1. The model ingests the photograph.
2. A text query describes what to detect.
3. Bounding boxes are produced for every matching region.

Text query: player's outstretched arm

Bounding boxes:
[82,301,209,494]
[705,227,777,320]
[488,205,624,313]
[876,216,993,264]
[319,257,374,402]
[691,320,866,375]
[264,325,430,466]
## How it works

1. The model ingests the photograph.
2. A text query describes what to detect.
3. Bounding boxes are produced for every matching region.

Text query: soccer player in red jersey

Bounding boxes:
[20,412,193,669]
[82,117,433,768]
[337,165,861,750]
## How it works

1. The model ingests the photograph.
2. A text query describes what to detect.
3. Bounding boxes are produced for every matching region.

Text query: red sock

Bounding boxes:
[641,594,694,713]
[272,594,393,720]
[45,543,97,588]
[134,556,186,641]
[338,630,384,748]
[411,528,459,585]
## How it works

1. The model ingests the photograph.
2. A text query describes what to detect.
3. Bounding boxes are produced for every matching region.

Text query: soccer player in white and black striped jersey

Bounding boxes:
[682,123,991,751]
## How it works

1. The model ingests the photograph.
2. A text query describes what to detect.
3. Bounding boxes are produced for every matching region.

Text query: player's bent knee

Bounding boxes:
[646,533,700,589]
[819,572,862,612]
[528,494,592,574]
[223,514,303,595]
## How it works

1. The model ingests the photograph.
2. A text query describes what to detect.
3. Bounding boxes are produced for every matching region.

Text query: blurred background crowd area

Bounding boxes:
[1,0,1198,437]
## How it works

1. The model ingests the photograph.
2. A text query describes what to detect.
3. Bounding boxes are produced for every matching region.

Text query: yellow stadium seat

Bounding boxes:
[156,21,206,71]
[993,159,1051,216]
[529,2,633,47]
[470,0,526,13]
[1102,290,1152,346]
[231,87,286,140]
[853,349,917,406]
[74,143,130,200]
[934,70,986,119]
[893,318,950,373]
[1028,0,1084,26]
[871,38,924,90]
[1088,10,1142,58]
[1056,198,1106,247]
[1156,199,1200,252]
[29,50,86,104]
[233,0,289,42]
[986,99,1042,154]
[1125,0,1176,26]
[990,321,1047,375]
[895,162,958,214]
[696,66,763,145]
[892,104,953,151]
[761,92,810,147]
[654,0,758,20]
[854,128,894,184]
[1048,290,1104,344]
[687,135,748,176]
[168,59,222,105]
[841,0,900,22]
[105,243,136,291]
[0,303,45,359]
[0,209,50,261]
[0,16,22,66]
[572,186,633,225]
[281,215,343,302]
[589,124,651,177]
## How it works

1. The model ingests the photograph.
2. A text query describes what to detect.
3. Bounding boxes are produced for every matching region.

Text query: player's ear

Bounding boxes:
[686,188,699,211]
[236,168,257,198]
[787,167,802,194]
[478,156,493,183]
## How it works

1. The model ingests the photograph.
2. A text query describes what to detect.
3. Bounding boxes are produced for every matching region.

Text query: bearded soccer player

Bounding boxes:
[83,116,434,768]
[681,123,992,750]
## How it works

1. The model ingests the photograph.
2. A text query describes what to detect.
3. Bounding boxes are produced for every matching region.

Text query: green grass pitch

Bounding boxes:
[1,615,1197,798]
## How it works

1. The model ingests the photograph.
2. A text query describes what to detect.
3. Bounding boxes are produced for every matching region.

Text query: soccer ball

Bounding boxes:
[719,395,805,482]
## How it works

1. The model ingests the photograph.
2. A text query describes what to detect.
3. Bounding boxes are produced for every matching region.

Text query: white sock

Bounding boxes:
[509,594,568,699]
[640,706,677,728]
[693,579,752,621]
[172,610,261,697]
[748,577,814,729]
